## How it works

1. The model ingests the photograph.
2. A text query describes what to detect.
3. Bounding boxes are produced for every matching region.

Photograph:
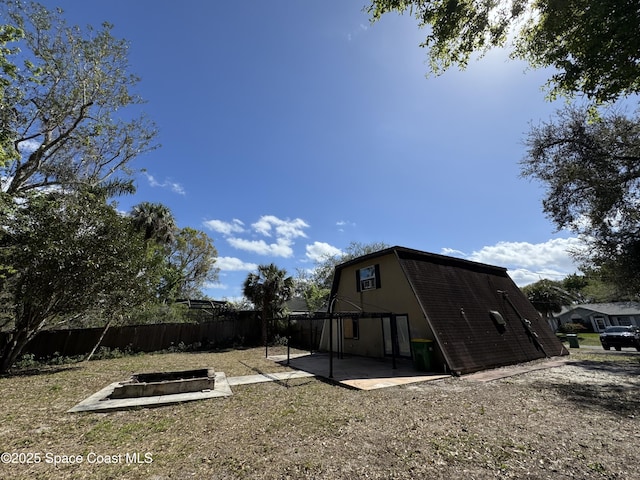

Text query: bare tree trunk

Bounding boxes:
[0,330,34,373]
[84,317,115,362]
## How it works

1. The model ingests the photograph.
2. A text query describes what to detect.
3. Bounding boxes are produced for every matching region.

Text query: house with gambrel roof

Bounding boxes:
[319,246,568,376]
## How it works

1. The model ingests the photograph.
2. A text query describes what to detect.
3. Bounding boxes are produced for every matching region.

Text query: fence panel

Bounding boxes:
[1,313,261,360]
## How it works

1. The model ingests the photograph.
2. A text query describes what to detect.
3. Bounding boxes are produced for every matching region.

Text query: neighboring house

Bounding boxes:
[555,302,640,332]
[285,297,328,316]
[319,246,567,376]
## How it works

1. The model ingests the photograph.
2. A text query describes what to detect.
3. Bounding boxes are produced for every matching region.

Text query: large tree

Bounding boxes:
[162,227,219,300]
[243,264,294,345]
[367,0,640,103]
[521,105,640,295]
[0,23,21,166]
[1,0,157,196]
[0,190,158,372]
[129,204,219,301]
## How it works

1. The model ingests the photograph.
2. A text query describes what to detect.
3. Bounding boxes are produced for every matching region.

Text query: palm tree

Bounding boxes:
[130,202,177,245]
[243,263,294,345]
[522,279,576,331]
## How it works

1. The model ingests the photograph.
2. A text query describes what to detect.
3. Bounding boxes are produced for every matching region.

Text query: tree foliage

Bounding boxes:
[516,0,640,103]
[0,23,22,166]
[243,264,294,345]
[522,273,635,318]
[367,0,640,103]
[521,279,575,321]
[302,282,331,313]
[131,201,177,245]
[1,0,157,195]
[163,227,219,300]
[521,105,640,295]
[129,203,219,301]
[0,3,221,371]
[563,271,635,303]
[0,190,159,371]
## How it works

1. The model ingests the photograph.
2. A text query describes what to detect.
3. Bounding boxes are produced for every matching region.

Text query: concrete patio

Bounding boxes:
[269,352,450,390]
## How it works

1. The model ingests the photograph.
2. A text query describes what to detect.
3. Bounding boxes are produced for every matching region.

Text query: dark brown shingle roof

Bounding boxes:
[333,246,568,375]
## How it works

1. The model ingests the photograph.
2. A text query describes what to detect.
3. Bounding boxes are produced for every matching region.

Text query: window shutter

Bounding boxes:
[375,264,381,288]
[356,269,361,292]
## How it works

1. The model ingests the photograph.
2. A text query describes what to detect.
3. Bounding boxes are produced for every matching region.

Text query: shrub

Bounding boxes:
[559,322,588,334]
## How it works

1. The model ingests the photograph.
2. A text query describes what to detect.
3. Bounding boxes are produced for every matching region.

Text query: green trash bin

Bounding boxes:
[566,333,580,348]
[411,339,434,371]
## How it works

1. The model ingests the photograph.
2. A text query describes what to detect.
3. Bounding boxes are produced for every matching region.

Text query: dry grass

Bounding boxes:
[1,347,639,479]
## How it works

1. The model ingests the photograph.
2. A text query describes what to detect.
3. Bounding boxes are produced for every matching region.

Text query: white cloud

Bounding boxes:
[467,238,584,270]
[441,247,466,257]
[215,256,258,272]
[251,215,309,239]
[305,241,342,262]
[17,139,41,154]
[203,219,245,235]
[347,23,369,42]
[442,237,585,286]
[211,214,310,259]
[142,172,185,195]
[336,220,356,232]
[227,237,294,258]
[204,281,228,290]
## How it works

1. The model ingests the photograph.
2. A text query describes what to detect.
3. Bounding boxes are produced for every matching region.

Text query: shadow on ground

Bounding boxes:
[1,365,83,378]
[528,359,640,416]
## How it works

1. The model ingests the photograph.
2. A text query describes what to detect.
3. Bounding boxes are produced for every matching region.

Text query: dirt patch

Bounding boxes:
[0,348,638,479]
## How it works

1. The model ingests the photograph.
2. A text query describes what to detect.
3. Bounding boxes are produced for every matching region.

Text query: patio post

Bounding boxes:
[264,314,268,359]
[390,314,397,370]
[287,315,291,366]
[328,296,337,379]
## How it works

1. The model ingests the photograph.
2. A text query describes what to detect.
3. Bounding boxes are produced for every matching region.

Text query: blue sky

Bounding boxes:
[32,1,586,299]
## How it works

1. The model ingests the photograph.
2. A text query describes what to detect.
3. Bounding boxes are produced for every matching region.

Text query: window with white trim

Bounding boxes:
[356,264,381,292]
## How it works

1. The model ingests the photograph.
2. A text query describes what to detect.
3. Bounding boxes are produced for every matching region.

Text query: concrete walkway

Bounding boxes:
[461,357,573,382]
[226,370,315,386]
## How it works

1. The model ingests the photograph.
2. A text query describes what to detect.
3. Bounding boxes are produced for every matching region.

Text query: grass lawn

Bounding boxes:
[558,332,601,347]
[576,332,602,346]
[1,347,639,479]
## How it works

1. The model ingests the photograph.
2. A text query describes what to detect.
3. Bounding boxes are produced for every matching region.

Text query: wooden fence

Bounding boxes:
[3,312,261,359]
[1,312,325,360]
[286,317,325,351]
